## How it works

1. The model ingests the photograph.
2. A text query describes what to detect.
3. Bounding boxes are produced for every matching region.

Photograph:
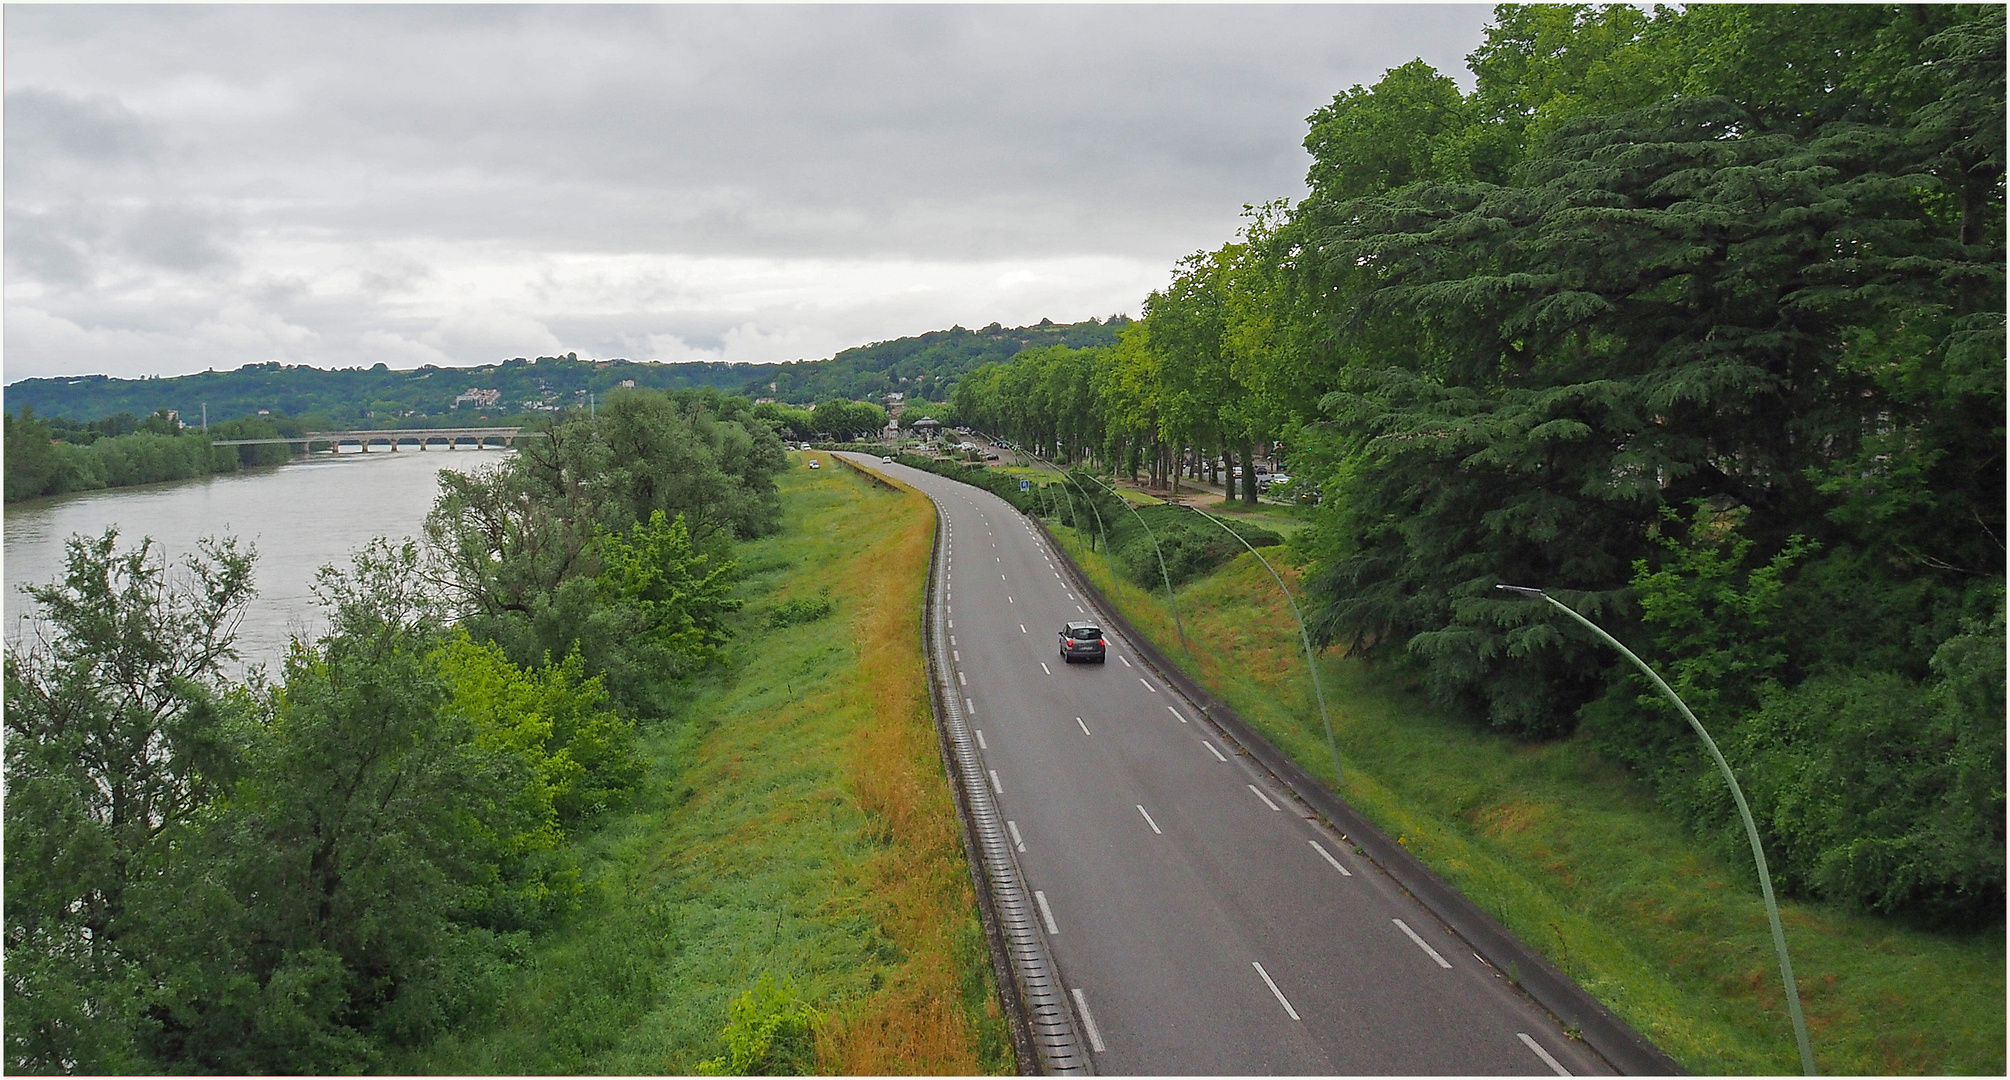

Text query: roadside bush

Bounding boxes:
[694,975,820,1076]
[891,452,1045,514]
[1113,505,1282,589]
[1588,506,2007,926]
[766,592,834,628]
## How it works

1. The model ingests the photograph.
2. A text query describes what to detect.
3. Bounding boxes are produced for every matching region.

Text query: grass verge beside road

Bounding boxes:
[1048,522,2004,1076]
[396,457,1009,1075]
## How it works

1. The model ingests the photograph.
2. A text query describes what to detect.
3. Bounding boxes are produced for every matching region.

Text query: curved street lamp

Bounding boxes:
[1075,470,1192,658]
[1494,584,1816,1076]
[1187,505,1344,790]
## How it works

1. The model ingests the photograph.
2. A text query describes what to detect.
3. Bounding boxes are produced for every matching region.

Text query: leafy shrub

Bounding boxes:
[1113,504,1282,589]
[694,975,821,1075]
[1591,511,2007,926]
[766,591,834,628]
[1709,593,2006,926]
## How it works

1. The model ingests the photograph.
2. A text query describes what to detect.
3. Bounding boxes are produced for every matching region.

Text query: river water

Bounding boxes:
[4,448,504,670]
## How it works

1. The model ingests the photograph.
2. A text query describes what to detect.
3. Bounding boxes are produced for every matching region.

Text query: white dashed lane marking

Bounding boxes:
[1310,840,1353,877]
[1393,919,1453,968]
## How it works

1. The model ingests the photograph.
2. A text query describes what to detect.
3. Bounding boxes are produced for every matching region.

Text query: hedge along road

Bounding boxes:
[841,455,1609,1076]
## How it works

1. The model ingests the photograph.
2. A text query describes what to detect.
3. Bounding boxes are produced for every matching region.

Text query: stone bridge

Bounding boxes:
[208,426,525,452]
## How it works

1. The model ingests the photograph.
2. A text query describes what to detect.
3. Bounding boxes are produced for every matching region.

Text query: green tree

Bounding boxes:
[141,541,549,1071]
[4,408,64,502]
[810,399,888,440]
[4,529,256,1073]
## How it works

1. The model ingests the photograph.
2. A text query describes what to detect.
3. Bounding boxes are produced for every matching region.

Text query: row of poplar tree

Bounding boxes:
[952,5,2005,926]
[5,388,788,1072]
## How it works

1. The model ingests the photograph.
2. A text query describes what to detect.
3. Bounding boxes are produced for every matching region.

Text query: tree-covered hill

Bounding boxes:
[752,316,1126,403]
[3,317,1124,426]
[3,355,769,428]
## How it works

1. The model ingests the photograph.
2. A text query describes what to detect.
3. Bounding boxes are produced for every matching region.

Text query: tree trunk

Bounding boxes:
[1239,441,1257,505]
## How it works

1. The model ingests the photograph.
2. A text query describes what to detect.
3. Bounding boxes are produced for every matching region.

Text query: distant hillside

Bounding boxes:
[751,316,1127,403]
[3,355,772,427]
[4,317,1126,424]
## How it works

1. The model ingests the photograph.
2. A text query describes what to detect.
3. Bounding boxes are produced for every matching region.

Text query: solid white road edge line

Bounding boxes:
[1007,820,1026,852]
[1070,989,1108,1053]
[1252,961,1301,1021]
[1518,1033,1572,1076]
[1248,784,1283,812]
[1393,919,1454,968]
[1034,890,1060,935]
[1310,840,1353,876]
[1204,741,1228,762]
[1136,804,1163,835]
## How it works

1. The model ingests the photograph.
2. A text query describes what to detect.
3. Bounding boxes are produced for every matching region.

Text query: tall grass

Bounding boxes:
[1048,523,2004,1076]
[394,458,1009,1075]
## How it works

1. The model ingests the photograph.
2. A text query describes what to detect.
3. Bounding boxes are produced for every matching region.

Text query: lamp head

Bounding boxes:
[1494,584,1547,598]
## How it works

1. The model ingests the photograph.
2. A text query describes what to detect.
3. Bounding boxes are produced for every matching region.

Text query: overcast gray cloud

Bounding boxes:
[4,4,1492,381]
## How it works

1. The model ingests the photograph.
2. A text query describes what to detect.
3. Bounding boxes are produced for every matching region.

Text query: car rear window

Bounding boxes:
[1069,627,1102,640]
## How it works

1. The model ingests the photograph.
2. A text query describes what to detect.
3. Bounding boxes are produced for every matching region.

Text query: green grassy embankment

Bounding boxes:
[398,457,1009,1075]
[1049,523,2004,1076]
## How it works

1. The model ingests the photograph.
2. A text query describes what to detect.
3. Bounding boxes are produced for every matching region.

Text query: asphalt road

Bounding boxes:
[841,454,1614,1077]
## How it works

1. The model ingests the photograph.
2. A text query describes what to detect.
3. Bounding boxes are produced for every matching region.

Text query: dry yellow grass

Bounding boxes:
[815,464,996,1075]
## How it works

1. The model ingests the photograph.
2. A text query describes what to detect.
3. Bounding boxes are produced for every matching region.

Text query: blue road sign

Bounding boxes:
[1021,479,1030,491]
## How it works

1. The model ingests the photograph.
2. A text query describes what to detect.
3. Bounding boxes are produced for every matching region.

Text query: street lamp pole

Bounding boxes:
[1495,584,1816,1076]
[1190,505,1344,790]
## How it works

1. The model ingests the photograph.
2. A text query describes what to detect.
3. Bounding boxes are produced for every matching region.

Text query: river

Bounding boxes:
[4,448,503,670]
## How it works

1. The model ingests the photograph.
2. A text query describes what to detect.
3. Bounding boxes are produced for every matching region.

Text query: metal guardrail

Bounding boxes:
[845,453,1092,1076]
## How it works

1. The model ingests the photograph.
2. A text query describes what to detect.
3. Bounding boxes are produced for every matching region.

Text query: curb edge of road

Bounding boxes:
[846,453,1093,1077]
[1030,515,1689,1078]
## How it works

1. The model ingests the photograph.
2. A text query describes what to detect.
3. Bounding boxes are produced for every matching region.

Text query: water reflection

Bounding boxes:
[4,448,502,671]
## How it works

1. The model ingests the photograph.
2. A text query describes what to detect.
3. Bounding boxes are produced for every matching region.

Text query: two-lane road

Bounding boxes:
[847,454,1610,1076]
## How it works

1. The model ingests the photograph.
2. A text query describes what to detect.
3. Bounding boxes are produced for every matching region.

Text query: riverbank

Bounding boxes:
[5,450,497,668]
[1045,522,2004,1076]
[394,454,1010,1074]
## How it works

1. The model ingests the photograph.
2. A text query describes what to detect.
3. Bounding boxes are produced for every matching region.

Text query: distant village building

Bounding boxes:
[454,388,502,409]
[619,379,635,388]
[754,397,776,405]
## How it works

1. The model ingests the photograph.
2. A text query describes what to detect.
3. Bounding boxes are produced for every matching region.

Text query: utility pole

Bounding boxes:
[201,403,207,431]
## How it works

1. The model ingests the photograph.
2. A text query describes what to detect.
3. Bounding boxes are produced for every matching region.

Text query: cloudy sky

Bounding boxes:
[4,4,1491,382]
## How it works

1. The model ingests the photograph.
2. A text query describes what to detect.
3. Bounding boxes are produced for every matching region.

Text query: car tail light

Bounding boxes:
[1099,639,1107,648]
